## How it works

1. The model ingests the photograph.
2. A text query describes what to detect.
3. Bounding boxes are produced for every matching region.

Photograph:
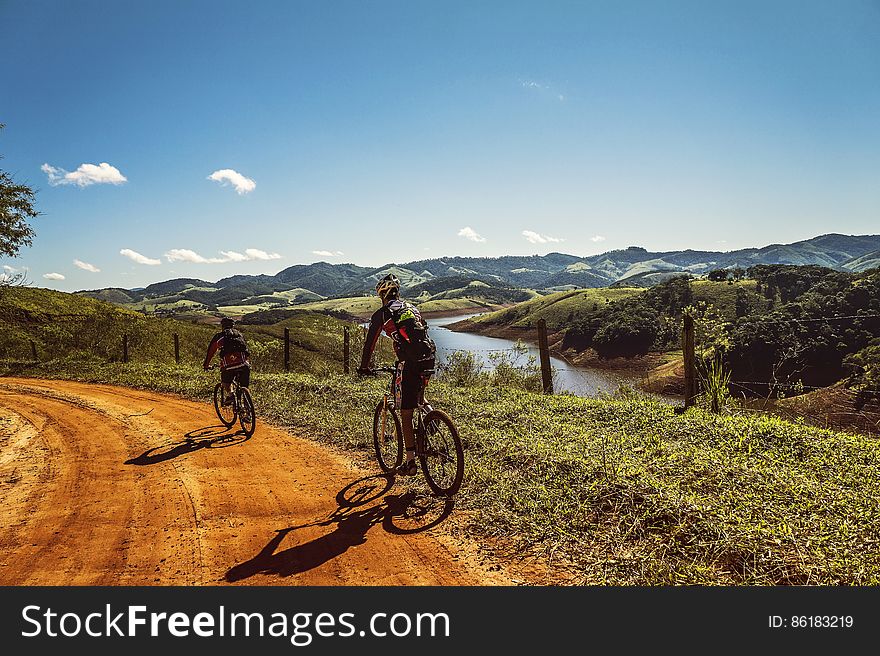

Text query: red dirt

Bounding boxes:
[0,378,514,586]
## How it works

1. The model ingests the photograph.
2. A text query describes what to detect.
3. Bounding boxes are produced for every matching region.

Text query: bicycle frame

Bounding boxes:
[368,363,463,496]
[379,366,434,456]
[209,365,256,437]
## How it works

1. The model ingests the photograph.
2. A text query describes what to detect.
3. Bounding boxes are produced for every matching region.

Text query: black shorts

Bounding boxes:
[221,366,250,388]
[395,359,435,410]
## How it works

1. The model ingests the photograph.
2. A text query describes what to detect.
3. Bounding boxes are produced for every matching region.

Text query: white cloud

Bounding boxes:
[312,250,344,257]
[42,162,127,187]
[591,235,606,243]
[3,265,17,273]
[219,251,249,262]
[74,259,100,273]
[458,226,486,243]
[522,230,564,244]
[120,248,161,265]
[165,249,226,264]
[207,169,256,194]
[244,248,281,260]
[520,79,565,102]
[167,247,282,264]
[521,80,547,90]
[43,272,65,280]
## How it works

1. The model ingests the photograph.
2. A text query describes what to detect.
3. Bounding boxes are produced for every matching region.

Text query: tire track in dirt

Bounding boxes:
[0,378,511,586]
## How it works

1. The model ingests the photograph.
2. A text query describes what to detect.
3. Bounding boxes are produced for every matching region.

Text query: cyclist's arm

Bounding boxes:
[203,335,221,369]
[359,308,384,371]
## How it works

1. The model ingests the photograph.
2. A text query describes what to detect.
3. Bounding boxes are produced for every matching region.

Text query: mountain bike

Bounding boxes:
[208,366,256,437]
[364,364,464,497]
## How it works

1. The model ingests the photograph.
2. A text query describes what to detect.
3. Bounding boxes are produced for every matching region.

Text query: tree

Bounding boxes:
[0,124,39,258]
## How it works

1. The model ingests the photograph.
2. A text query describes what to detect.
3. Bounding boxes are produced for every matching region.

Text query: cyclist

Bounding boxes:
[203,316,251,405]
[358,274,436,476]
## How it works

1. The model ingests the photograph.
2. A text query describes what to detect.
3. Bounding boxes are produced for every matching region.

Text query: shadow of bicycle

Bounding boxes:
[125,424,251,466]
[224,474,455,582]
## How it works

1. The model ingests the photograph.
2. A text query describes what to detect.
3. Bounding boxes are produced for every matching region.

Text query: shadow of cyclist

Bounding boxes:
[335,474,455,535]
[224,475,455,582]
[125,425,246,466]
[224,502,387,581]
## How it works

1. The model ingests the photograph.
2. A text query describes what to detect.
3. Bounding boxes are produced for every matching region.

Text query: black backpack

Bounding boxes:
[389,301,435,361]
[220,328,248,356]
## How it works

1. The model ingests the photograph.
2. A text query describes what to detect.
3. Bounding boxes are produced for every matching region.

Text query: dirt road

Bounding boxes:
[0,378,509,586]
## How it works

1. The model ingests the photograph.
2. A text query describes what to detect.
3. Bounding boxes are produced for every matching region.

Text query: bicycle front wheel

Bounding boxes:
[418,410,464,496]
[214,383,237,427]
[238,387,256,437]
[373,399,403,473]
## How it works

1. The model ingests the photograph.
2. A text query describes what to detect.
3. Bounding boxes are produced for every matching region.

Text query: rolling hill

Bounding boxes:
[0,286,358,374]
[76,233,880,317]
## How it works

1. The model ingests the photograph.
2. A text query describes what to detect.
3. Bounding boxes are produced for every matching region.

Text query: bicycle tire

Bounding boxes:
[418,409,464,496]
[213,382,237,427]
[373,399,403,473]
[238,387,256,437]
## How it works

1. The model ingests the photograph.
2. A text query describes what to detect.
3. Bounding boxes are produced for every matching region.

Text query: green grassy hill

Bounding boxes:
[842,250,880,272]
[462,278,768,340]
[470,287,644,332]
[0,286,357,375]
[689,279,768,320]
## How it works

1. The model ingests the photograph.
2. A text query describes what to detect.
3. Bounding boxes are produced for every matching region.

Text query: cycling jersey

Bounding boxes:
[204,329,251,371]
[360,299,436,369]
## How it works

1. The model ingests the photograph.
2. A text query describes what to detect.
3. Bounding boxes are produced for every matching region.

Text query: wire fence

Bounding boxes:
[728,313,880,326]
[8,307,879,431]
[729,381,879,397]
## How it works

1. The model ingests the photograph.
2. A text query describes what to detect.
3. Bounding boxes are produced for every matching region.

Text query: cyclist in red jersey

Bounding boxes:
[358,274,436,476]
[203,316,251,405]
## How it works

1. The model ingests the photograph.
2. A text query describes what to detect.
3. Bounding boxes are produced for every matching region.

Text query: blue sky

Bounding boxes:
[1,0,878,291]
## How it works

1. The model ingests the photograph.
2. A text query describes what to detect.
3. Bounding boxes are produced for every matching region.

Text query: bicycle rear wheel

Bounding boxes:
[418,409,464,496]
[214,383,236,427]
[373,399,403,473]
[238,387,256,437]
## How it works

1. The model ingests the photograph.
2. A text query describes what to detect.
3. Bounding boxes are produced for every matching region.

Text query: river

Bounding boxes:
[426,313,644,398]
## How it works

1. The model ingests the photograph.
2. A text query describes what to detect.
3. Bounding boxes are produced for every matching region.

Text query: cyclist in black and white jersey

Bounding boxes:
[358,274,436,476]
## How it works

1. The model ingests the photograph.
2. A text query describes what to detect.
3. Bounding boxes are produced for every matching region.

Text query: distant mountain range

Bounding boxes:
[78,233,880,312]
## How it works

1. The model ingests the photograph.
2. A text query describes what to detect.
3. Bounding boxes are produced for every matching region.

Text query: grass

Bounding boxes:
[473,287,643,332]
[289,296,382,319]
[690,279,766,321]
[0,286,366,376]
[417,297,503,313]
[5,356,880,585]
[5,285,880,584]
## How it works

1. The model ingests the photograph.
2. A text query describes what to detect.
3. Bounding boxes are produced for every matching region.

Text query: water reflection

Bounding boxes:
[426,313,636,398]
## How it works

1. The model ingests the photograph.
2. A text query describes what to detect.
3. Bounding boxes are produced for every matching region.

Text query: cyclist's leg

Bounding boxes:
[236,365,251,390]
[398,361,421,474]
[418,362,435,406]
[220,368,235,403]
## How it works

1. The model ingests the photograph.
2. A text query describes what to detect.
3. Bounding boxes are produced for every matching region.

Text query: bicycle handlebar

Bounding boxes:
[358,365,397,376]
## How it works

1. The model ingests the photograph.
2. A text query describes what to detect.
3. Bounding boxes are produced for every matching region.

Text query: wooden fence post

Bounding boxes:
[537,319,553,394]
[173,333,180,364]
[284,327,290,372]
[123,333,129,364]
[30,340,37,361]
[343,326,350,374]
[683,315,697,408]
